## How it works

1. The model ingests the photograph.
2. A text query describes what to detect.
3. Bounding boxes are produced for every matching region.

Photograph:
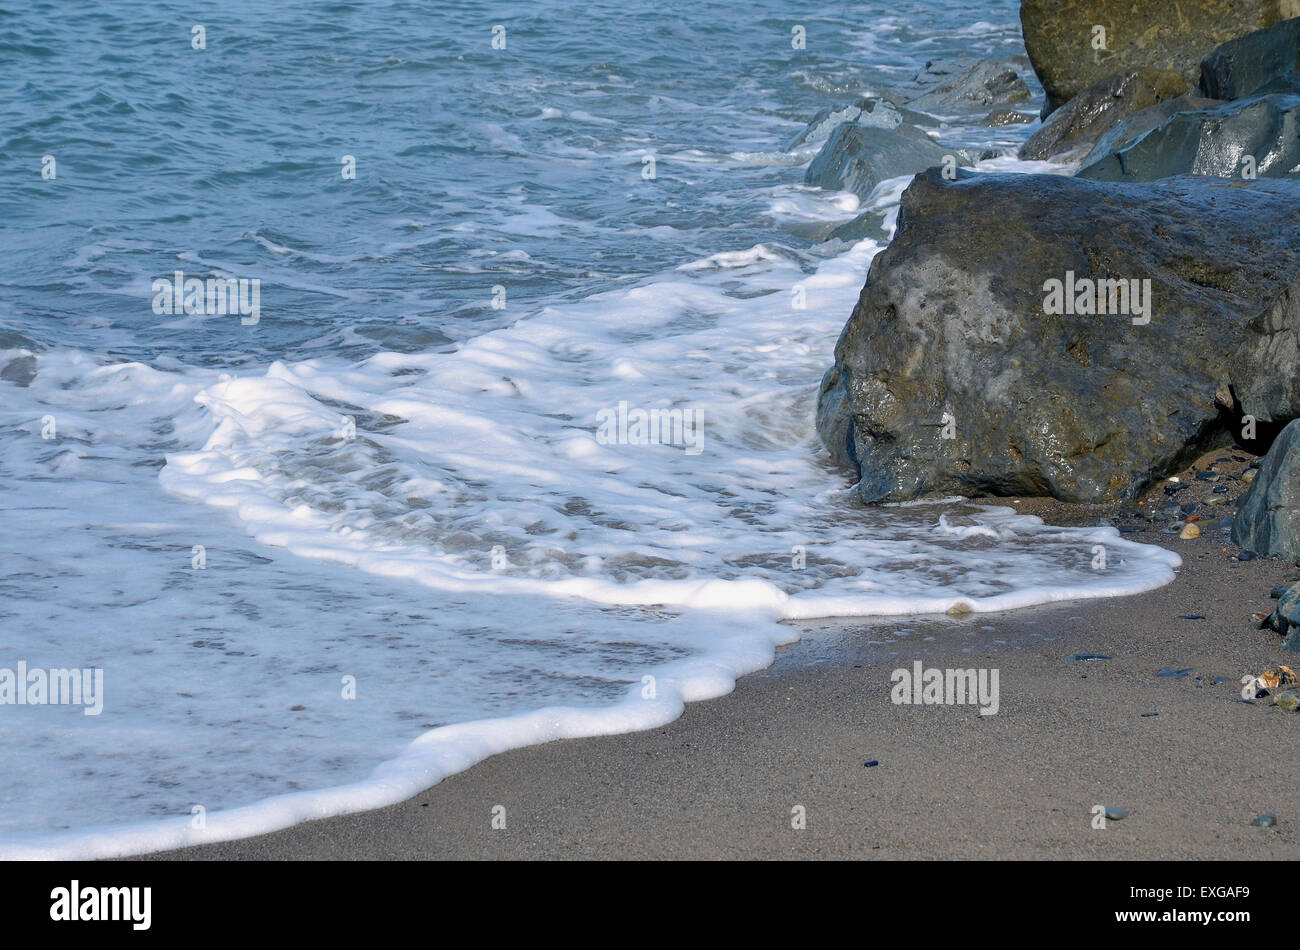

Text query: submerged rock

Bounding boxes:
[1020,0,1299,114]
[1235,421,1300,559]
[804,122,968,201]
[826,208,891,245]
[816,171,1300,504]
[1200,17,1300,100]
[1077,92,1300,182]
[1020,69,1190,162]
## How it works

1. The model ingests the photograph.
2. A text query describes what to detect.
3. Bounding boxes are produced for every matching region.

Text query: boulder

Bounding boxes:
[1200,17,1300,100]
[787,97,935,152]
[1076,92,1300,181]
[907,59,1031,113]
[1234,419,1300,558]
[1020,0,1300,114]
[1019,68,1189,161]
[816,169,1300,504]
[804,122,969,200]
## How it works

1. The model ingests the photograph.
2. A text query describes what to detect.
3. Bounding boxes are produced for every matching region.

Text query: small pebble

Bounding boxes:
[1243,470,1257,483]
[1104,806,1128,821]
[1251,813,1278,828]
[1067,653,1111,661]
[1212,485,1229,494]
[1179,523,1200,539]
[1273,688,1300,711]
[1177,614,1205,620]
[863,760,879,768]
[1237,550,1257,561]
[1140,712,1158,717]
[1156,668,1193,678]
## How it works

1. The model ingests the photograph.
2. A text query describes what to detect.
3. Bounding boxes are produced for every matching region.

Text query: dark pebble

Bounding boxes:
[1140,712,1158,717]
[1156,668,1194,678]
[1177,614,1205,620]
[1238,551,1257,561]
[1195,471,1218,482]
[1212,486,1229,494]
[1067,653,1111,661]
[864,760,878,768]
[1181,501,1199,514]
[1119,525,1140,533]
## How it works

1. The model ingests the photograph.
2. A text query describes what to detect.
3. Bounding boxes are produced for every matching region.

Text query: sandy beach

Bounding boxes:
[141,456,1300,861]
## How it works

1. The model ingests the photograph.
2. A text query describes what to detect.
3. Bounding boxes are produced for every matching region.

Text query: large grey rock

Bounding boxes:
[804,122,968,200]
[907,59,1031,113]
[1019,68,1190,161]
[1076,92,1300,181]
[1200,17,1300,100]
[1234,420,1300,558]
[816,170,1300,504]
[1021,0,1300,114]
[787,98,935,151]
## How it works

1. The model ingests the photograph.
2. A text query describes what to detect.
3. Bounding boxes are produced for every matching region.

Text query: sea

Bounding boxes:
[0,0,1180,857]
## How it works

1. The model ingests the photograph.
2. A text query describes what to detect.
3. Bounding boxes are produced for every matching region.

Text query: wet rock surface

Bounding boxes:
[816,170,1300,504]
[1020,0,1299,114]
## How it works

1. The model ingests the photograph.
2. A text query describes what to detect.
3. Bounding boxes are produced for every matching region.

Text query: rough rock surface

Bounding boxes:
[1019,68,1190,161]
[1021,0,1300,114]
[907,59,1031,112]
[1234,420,1300,559]
[1076,92,1300,181]
[984,108,1035,127]
[816,169,1300,504]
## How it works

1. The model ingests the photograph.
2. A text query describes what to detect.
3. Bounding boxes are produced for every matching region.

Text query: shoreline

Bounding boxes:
[138,499,1300,860]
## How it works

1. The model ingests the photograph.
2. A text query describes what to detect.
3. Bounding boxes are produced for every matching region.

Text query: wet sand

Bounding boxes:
[141,478,1300,859]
